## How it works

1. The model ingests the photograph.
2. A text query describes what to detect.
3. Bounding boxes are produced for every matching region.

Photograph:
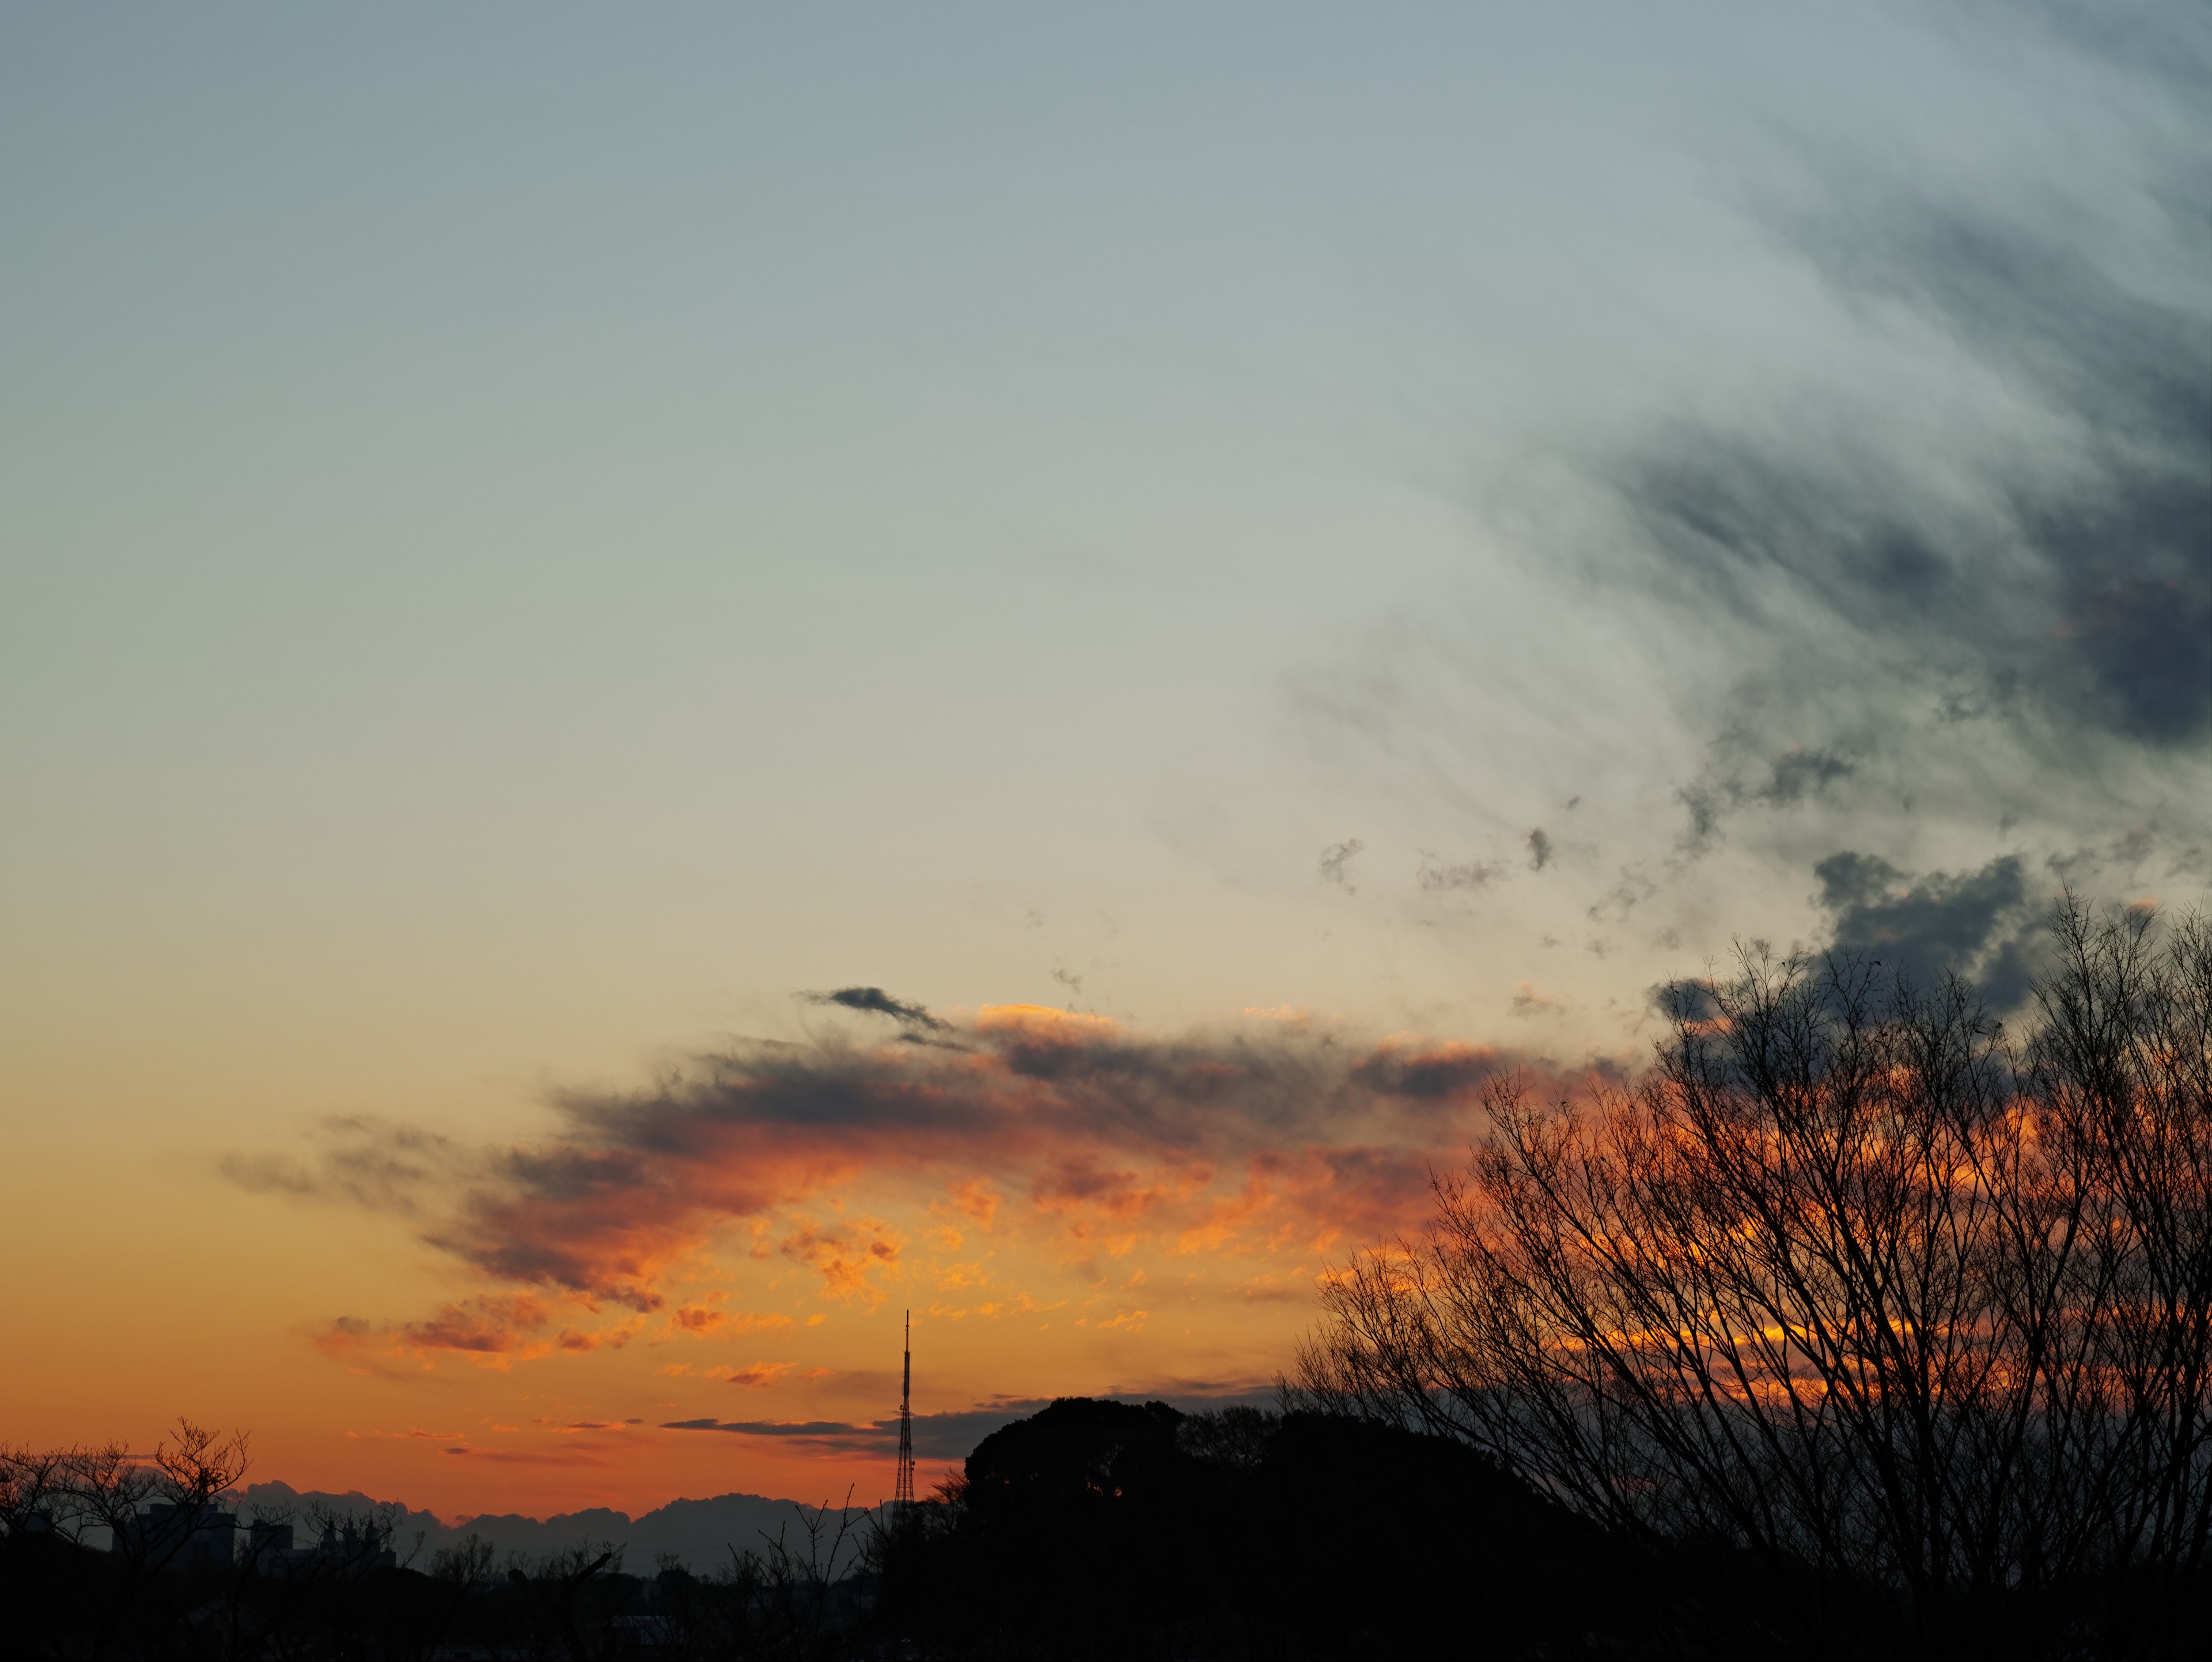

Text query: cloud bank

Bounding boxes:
[228,1003,1554,1346]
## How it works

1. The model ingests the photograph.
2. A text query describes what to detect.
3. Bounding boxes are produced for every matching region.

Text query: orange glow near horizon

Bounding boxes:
[7,1006,1565,1526]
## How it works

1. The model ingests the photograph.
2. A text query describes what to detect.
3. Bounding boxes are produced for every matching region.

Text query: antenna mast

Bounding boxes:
[894,1308,915,1516]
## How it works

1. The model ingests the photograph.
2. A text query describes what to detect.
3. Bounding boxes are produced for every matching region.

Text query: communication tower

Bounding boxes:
[894,1309,915,1516]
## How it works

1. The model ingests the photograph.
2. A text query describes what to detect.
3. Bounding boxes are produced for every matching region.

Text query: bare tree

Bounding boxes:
[0,1418,251,1659]
[719,1491,870,1660]
[516,1541,623,1662]
[429,1531,499,1589]
[1297,900,2212,1657]
[0,1444,67,1535]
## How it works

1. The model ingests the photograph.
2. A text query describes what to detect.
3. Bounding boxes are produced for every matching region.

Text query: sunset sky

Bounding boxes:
[5,2,2207,1523]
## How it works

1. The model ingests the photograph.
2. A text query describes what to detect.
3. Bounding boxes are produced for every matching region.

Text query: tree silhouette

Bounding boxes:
[0,1418,248,1659]
[1297,899,2212,1658]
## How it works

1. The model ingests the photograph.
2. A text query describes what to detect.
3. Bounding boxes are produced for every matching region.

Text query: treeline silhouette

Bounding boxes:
[7,898,2207,1659]
[1,1402,1748,1660]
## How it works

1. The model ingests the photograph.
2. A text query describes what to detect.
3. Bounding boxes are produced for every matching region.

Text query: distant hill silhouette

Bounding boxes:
[237,1481,862,1573]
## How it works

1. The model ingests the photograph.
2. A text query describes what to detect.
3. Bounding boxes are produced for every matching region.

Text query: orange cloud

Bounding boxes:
[664,1306,794,1339]
[940,1179,1001,1231]
[313,1297,646,1375]
[779,1218,902,1304]
[248,1002,1581,1368]
[399,1294,548,1353]
[709,1362,793,1388]
[547,1316,645,1353]
[972,1004,1119,1043]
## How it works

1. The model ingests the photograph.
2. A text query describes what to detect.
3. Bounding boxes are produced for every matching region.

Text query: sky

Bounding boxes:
[3,1,2207,1523]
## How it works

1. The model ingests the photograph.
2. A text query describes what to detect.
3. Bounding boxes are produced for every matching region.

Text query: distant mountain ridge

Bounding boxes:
[238,1482,870,1575]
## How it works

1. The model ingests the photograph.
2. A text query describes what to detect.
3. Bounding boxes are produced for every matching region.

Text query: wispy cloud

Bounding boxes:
[1317,839,1365,892]
[1616,18,2210,882]
[708,1362,793,1388]
[1292,2,2210,965]
[313,1296,643,1375]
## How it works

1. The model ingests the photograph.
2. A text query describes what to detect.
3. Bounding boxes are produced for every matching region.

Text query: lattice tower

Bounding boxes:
[894,1308,915,1513]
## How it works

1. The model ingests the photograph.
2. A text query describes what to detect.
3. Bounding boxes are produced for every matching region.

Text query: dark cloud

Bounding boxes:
[1622,75,2211,860]
[1541,3,2212,888]
[1675,745,1859,854]
[1649,978,1721,1024]
[1416,857,1502,892]
[665,1419,877,1440]
[1813,851,2041,1008]
[1318,839,1364,892]
[805,986,948,1032]
[1273,8,2209,963]
[219,1119,459,1216]
[907,1407,1048,1460]
[1619,188,2212,753]
[663,1390,1279,1463]
[1348,1043,1509,1101]
[1527,829,1554,871]
[1761,747,1855,805]
[661,1407,1027,1460]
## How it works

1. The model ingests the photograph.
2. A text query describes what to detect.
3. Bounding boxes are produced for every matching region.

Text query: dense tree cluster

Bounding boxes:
[872,1395,1787,1659]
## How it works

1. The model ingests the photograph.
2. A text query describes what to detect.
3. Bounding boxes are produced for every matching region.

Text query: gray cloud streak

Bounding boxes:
[1620,11,2211,868]
[1302,2,2210,968]
[804,986,950,1032]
